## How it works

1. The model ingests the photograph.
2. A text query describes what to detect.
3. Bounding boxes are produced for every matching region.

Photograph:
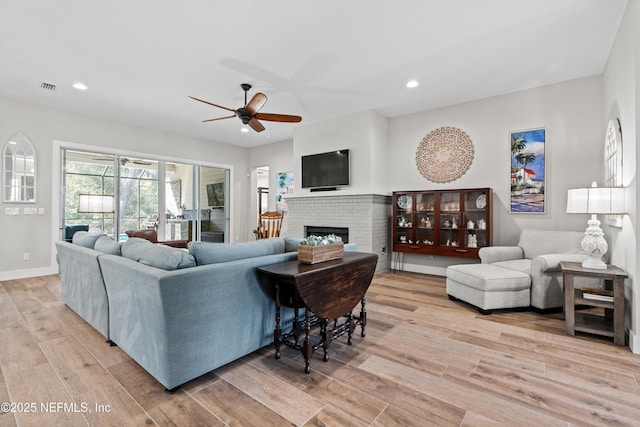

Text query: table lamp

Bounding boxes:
[78,194,115,235]
[566,182,625,269]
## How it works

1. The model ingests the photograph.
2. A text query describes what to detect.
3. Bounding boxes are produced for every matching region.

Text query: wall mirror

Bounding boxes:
[604,118,623,227]
[3,132,36,203]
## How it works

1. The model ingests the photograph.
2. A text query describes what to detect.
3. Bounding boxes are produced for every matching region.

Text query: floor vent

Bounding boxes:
[40,82,56,91]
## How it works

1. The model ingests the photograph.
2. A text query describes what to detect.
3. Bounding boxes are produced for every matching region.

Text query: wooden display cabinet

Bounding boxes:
[392,188,492,259]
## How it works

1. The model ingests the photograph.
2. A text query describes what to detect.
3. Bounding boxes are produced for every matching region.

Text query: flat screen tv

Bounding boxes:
[301,149,350,190]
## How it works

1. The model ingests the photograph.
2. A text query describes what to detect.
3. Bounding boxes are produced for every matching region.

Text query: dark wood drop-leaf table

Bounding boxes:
[255,252,378,373]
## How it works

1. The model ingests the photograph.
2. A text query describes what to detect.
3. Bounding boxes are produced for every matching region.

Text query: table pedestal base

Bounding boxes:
[274,299,366,373]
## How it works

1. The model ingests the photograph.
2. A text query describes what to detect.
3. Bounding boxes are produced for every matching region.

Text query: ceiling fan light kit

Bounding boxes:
[190,83,302,133]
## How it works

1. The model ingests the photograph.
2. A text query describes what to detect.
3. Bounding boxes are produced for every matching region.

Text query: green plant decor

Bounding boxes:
[300,234,343,246]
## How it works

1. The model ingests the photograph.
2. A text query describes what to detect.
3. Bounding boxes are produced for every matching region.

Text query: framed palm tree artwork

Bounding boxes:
[510,127,546,213]
[276,171,293,212]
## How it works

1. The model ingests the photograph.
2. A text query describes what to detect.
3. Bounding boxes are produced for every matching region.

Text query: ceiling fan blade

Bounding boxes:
[245,92,267,114]
[202,115,236,123]
[189,96,235,113]
[255,112,302,123]
[247,118,265,132]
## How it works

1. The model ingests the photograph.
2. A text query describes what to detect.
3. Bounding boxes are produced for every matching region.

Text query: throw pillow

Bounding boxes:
[122,237,195,270]
[94,235,123,255]
[72,231,106,249]
[189,238,285,265]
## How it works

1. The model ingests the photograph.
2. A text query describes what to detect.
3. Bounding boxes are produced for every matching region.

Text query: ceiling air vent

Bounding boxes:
[40,82,56,91]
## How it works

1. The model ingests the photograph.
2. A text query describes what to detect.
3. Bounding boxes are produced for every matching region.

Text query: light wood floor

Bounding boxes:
[1,271,639,426]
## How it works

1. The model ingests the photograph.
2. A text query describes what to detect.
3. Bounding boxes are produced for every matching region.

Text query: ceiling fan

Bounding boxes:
[189,83,302,132]
[91,156,152,166]
[120,158,153,166]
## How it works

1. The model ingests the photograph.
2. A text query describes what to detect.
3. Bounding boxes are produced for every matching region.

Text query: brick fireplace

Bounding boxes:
[284,193,391,272]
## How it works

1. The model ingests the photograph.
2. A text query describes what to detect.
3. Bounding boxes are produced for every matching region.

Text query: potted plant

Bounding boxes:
[298,234,344,264]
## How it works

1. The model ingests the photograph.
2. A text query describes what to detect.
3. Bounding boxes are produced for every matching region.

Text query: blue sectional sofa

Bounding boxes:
[56,235,330,390]
[56,232,114,339]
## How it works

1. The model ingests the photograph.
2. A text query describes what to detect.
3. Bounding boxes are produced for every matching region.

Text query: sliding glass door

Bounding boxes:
[61,148,228,243]
[199,166,228,242]
[118,157,159,236]
[163,161,195,241]
[62,150,116,237]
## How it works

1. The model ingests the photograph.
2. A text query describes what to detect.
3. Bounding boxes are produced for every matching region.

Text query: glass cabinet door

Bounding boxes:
[463,190,489,249]
[394,192,414,245]
[415,192,435,246]
[438,191,461,247]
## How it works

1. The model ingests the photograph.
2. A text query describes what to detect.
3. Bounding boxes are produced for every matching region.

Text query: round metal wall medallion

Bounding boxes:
[416,127,474,183]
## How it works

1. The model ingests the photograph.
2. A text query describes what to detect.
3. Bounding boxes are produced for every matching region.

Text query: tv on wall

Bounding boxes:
[301,149,350,190]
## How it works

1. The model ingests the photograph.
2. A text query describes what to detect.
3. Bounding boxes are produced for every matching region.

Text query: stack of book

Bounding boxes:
[581,287,614,302]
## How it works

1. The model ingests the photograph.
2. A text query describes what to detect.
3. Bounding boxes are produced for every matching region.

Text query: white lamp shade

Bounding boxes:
[78,194,114,213]
[566,186,626,215]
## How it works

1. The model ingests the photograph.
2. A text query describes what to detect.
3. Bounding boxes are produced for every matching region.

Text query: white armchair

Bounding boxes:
[479,229,595,310]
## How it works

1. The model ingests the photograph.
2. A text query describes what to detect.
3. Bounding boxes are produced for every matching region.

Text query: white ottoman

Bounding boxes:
[446,264,531,314]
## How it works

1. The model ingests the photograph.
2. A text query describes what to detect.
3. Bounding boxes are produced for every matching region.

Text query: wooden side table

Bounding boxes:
[256,252,378,373]
[561,261,627,345]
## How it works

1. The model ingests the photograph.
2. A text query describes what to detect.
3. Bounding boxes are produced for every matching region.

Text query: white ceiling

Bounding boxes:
[0,0,628,148]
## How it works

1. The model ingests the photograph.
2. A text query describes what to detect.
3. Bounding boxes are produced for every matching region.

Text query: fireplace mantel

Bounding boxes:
[284,191,391,200]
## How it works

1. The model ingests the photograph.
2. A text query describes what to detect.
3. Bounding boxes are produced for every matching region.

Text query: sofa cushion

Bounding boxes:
[518,229,584,260]
[492,259,532,275]
[72,231,106,249]
[284,236,303,253]
[532,253,588,273]
[122,238,195,270]
[189,238,285,265]
[94,235,123,255]
[447,264,531,292]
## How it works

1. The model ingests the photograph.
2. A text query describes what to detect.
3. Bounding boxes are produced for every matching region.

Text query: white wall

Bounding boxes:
[602,0,639,352]
[248,139,294,235]
[269,76,605,276]
[0,97,252,279]
[384,76,604,274]
[293,110,389,196]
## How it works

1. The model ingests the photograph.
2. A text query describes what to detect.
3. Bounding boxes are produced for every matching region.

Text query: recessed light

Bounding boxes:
[406,80,419,88]
[73,82,88,90]
[241,127,249,133]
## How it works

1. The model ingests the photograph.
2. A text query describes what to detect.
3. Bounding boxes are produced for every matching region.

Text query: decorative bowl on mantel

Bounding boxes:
[298,234,344,264]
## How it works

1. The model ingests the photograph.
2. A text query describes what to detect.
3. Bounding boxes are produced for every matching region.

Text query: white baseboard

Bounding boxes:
[629,328,639,354]
[0,265,58,281]
[393,262,447,277]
